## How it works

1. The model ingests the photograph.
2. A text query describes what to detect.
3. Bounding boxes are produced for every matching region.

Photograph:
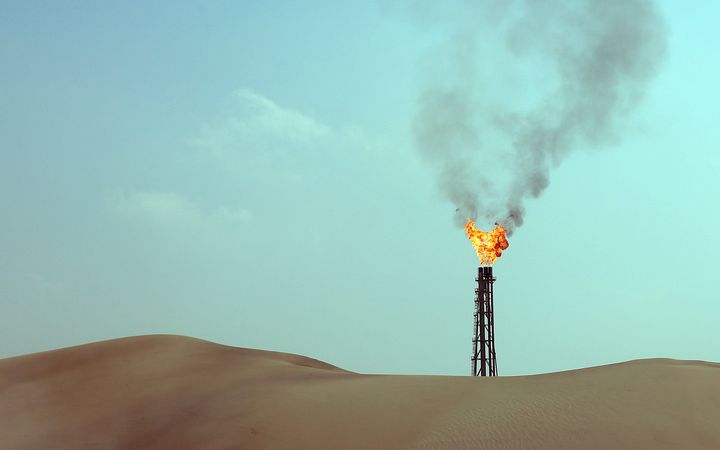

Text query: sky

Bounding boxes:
[1,1,718,376]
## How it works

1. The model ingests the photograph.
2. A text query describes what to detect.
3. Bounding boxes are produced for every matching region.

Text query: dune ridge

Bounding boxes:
[1,335,718,449]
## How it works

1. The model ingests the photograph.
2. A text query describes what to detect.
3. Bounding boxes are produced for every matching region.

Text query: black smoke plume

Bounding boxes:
[413,0,667,234]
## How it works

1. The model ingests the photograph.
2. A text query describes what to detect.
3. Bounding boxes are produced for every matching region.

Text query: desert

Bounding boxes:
[2,335,718,449]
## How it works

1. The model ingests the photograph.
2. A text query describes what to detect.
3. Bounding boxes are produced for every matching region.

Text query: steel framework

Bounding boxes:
[472,266,497,376]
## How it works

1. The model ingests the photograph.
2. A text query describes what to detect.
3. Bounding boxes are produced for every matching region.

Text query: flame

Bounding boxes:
[464,219,509,266]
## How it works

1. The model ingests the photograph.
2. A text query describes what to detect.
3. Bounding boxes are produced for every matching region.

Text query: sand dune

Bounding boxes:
[1,335,718,449]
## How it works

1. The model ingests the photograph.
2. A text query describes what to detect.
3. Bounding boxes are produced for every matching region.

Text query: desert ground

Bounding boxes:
[1,335,718,449]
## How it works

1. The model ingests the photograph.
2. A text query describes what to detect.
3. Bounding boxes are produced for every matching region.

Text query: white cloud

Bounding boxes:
[109,191,197,224]
[105,89,343,246]
[107,190,253,231]
[105,88,386,249]
[193,88,332,168]
[232,88,331,142]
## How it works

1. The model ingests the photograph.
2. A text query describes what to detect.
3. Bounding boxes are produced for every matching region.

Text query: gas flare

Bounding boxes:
[464,219,509,266]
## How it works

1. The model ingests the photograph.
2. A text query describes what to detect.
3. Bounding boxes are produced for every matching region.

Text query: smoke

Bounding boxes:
[413,0,667,234]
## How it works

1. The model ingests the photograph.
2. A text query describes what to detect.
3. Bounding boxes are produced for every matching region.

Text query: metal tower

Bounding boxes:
[472,266,497,376]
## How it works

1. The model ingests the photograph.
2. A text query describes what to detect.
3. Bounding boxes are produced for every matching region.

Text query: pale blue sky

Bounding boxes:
[1,1,718,376]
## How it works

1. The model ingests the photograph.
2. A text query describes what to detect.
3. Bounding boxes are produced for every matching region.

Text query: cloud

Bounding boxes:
[184,87,390,216]
[193,89,332,169]
[106,88,383,250]
[107,190,253,232]
[230,88,331,142]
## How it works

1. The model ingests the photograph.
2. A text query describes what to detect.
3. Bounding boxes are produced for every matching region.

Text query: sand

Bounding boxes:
[1,335,718,449]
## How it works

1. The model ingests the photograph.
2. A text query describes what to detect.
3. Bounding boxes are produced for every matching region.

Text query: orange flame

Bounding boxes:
[464,219,509,266]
